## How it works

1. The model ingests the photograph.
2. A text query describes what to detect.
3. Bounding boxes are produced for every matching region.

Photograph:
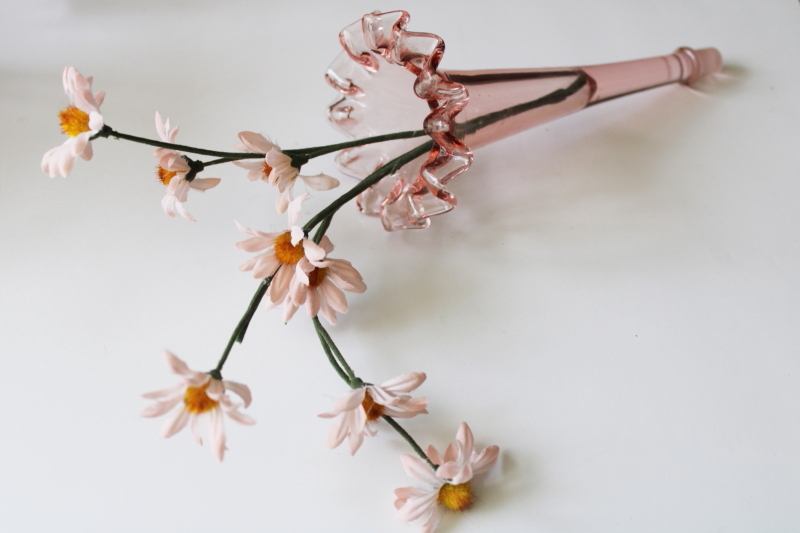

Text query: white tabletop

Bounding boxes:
[1,1,798,532]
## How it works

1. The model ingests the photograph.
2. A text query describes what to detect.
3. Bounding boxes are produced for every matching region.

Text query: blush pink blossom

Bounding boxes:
[154,112,220,221]
[141,350,255,462]
[319,372,427,454]
[394,422,500,533]
[41,67,105,178]
[233,131,339,213]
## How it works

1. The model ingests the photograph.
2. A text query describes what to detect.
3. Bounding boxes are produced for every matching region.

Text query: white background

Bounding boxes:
[1,1,799,532]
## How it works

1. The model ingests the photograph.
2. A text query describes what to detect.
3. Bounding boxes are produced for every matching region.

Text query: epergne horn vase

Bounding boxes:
[326,11,722,231]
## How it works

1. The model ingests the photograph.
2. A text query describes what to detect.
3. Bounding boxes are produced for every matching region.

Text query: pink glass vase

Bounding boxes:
[326,11,722,231]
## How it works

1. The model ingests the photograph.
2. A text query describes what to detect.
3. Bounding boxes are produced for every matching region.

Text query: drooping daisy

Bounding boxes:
[318,372,428,455]
[235,193,327,307]
[141,350,255,462]
[394,422,500,533]
[233,131,339,214]
[280,234,366,325]
[41,67,105,178]
[155,112,220,221]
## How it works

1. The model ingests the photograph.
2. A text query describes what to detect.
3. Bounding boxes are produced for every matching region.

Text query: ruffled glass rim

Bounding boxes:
[325,10,472,230]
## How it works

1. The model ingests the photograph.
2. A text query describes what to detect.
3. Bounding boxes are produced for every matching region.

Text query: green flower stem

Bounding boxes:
[312,318,351,385]
[312,317,355,382]
[302,140,434,234]
[455,73,588,138]
[94,125,264,160]
[312,215,333,244]
[212,274,273,377]
[203,157,239,167]
[288,130,428,159]
[94,125,426,166]
[383,416,437,470]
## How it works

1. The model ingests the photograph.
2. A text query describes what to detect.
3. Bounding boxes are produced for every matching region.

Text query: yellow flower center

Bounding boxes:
[437,482,474,512]
[183,382,219,414]
[361,389,385,422]
[156,166,178,186]
[307,267,328,289]
[58,106,91,137]
[274,232,305,265]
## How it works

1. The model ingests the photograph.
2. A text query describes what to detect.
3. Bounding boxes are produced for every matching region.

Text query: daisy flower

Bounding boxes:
[394,422,500,533]
[41,66,105,178]
[318,372,428,455]
[155,112,220,221]
[233,131,339,214]
[141,350,255,462]
[280,234,366,325]
[235,193,328,308]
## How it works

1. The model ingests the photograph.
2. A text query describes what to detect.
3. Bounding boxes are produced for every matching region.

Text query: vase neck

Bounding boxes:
[443,47,722,150]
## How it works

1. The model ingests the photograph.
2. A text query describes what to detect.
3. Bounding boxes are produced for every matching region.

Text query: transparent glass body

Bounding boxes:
[326,11,722,231]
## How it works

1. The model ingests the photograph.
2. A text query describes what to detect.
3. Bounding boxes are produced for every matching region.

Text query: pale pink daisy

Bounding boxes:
[280,234,366,325]
[235,193,327,308]
[233,131,339,213]
[318,372,428,455]
[394,422,500,533]
[155,112,220,221]
[141,350,255,462]
[41,67,105,178]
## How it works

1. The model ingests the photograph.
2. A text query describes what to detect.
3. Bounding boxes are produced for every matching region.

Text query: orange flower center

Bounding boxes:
[361,390,385,422]
[262,161,273,178]
[183,382,219,414]
[156,166,178,186]
[307,267,328,289]
[58,105,91,137]
[274,232,305,265]
[437,482,474,511]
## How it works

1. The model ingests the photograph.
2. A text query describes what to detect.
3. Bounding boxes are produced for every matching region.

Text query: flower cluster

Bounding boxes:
[235,194,366,324]
[43,63,502,533]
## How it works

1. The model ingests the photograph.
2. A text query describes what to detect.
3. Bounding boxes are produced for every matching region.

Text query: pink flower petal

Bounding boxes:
[163,350,193,377]
[326,411,350,449]
[456,422,475,460]
[426,445,442,465]
[208,407,226,462]
[330,387,366,413]
[299,173,339,191]
[141,383,183,400]
[140,396,181,418]
[395,487,439,522]
[400,454,441,486]
[472,445,500,476]
[379,372,426,394]
[224,380,252,408]
[160,408,190,438]
[320,279,347,313]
